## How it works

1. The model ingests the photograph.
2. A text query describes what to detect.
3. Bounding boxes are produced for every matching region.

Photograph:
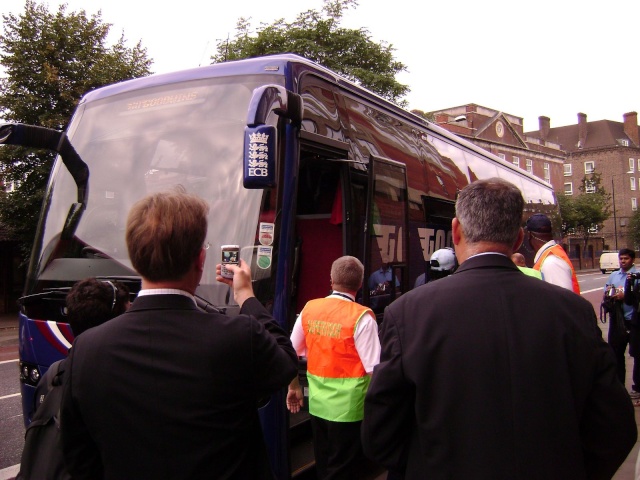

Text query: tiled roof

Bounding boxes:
[526,120,640,152]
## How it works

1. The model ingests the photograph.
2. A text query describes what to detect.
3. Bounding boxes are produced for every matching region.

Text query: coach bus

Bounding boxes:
[2,54,556,478]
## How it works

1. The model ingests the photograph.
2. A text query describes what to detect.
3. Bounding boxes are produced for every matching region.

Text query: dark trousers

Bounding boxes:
[609,318,640,390]
[310,415,364,480]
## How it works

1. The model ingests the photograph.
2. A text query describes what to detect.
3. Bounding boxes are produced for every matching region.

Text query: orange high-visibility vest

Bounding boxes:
[534,243,580,294]
[301,297,373,421]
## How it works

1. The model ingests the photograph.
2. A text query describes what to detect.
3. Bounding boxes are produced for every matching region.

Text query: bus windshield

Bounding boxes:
[31,74,283,307]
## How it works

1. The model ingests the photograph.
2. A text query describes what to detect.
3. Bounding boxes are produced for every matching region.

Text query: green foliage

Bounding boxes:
[629,210,640,249]
[0,0,152,260]
[410,109,435,122]
[558,172,611,252]
[213,0,409,105]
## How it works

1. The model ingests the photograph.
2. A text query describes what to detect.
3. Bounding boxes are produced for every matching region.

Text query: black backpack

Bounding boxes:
[16,359,71,480]
[600,284,618,323]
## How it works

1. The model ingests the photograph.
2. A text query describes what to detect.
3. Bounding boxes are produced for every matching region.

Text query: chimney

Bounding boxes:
[539,116,550,142]
[624,112,639,146]
[435,113,449,124]
[577,113,587,148]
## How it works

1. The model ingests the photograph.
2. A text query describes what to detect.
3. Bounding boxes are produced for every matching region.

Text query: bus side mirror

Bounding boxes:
[243,85,302,189]
[245,85,302,127]
[0,123,89,239]
[0,123,89,205]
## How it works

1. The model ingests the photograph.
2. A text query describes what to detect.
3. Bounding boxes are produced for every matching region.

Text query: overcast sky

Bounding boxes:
[3,0,639,131]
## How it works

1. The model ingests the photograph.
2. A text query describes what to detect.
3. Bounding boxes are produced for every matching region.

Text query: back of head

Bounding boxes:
[66,278,130,336]
[525,213,553,239]
[510,252,527,267]
[455,178,524,245]
[331,256,364,292]
[126,188,209,282]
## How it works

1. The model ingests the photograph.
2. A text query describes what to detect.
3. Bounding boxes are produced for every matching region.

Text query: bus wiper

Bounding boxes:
[0,123,89,239]
[19,288,71,306]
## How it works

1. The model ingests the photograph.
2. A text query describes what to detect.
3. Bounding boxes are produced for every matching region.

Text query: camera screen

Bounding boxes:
[222,250,239,264]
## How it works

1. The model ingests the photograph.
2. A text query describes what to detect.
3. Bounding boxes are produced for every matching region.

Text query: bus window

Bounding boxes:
[412,198,455,287]
[366,157,409,318]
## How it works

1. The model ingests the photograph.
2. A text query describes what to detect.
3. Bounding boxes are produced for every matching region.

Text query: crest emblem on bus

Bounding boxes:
[244,125,276,188]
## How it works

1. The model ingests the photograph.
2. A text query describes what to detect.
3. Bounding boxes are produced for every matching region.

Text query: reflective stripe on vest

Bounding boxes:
[301,297,373,421]
[533,244,580,294]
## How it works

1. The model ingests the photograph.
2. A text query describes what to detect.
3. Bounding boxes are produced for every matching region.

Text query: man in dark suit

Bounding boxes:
[61,189,297,479]
[362,178,637,480]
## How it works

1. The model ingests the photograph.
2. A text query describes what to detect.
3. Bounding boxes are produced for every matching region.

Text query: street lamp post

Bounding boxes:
[612,176,618,250]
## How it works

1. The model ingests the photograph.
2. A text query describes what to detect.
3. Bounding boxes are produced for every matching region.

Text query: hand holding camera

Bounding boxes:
[220,245,240,279]
[216,246,256,307]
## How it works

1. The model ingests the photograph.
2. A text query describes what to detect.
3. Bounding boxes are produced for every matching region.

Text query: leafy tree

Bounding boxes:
[629,210,640,249]
[410,109,435,122]
[213,0,409,105]
[0,0,152,260]
[558,172,611,255]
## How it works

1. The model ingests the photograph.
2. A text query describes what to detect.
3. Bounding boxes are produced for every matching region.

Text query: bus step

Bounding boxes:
[290,409,314,477]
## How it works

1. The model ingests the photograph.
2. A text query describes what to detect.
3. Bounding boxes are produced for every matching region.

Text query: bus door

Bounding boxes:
[288,133,350,475]
[292,133,352,318]
[363,156,410,320]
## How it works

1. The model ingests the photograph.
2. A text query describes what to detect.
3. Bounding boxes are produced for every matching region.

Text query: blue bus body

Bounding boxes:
[7,54,557,478]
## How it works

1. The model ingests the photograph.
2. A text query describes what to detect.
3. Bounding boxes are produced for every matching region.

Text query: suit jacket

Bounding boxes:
[61,294,297,480]
[362,254,637,480]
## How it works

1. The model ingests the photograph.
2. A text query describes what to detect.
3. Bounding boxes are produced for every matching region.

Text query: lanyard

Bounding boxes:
[331,292,354,302]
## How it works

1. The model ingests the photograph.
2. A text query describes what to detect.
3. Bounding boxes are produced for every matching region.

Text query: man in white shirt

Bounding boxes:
[526,213,580,294]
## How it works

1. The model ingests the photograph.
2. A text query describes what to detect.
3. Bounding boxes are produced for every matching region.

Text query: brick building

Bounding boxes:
[431,104,640,258]
[526,112,640,252]
[429,104,565,191]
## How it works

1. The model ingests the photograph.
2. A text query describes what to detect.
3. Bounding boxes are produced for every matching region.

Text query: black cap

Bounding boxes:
[525,213,552,233]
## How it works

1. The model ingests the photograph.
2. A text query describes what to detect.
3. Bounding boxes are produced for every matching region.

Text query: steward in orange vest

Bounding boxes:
[286,256,381,479]
[533,243,581,294]
[301,296,373,421]
[526,213,580,294]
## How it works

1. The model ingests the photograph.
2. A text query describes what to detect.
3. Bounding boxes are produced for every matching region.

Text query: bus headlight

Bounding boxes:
[19,362,41,386]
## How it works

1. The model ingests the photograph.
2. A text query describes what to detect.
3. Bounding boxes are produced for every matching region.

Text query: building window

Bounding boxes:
[563,164,572,176]
[584,161,594,174]
[630,158,636,172]
[512,157,520,168]
[633,198,638,211]
[632,177,637,191]
[526,159,533,173]
[585,180,596,194]
[498,153,506,160]
[564,182,573,195]
[544,163,550,182]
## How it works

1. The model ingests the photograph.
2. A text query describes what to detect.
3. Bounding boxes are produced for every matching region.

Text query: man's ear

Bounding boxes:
[452,218,462,246]
[525,230,534,249]
[197,248,206,272]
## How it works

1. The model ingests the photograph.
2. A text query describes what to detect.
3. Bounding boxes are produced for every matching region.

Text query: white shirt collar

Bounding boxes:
[137,288,197,306]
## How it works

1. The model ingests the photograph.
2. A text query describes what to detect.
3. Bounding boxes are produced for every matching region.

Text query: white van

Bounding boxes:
[599,251,619,274]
